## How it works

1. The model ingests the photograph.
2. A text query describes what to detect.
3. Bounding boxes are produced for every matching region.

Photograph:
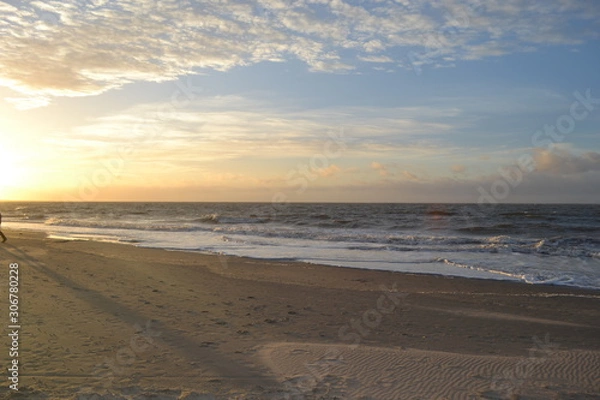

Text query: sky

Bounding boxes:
[0,0,599,203]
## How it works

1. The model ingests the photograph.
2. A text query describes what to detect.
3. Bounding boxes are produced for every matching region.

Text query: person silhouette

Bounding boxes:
[0,212,7,243]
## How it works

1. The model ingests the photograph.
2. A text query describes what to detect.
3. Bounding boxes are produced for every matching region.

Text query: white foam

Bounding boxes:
[9,219,600,290]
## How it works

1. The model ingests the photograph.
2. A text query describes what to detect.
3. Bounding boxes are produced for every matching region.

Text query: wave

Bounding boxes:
[6,202,599,290]
[192,214,220,224]
[434,257,523,280]
[37,215,600,258]
[456,224,516,233]
[213,228,600,259]
[499,211,548,219]
[433,257,599,289]
[24,214,47,221]
[44,218,201,232]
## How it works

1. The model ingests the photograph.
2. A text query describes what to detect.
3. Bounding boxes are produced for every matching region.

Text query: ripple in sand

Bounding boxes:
[259,342,600,399]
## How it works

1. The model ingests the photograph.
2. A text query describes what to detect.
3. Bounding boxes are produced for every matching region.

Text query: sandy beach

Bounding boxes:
[0,229,599,399]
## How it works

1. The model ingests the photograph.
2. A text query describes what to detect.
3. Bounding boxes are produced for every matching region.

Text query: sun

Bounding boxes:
[0,141,28,199]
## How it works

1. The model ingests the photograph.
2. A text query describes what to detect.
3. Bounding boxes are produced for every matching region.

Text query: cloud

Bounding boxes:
[358,55,394,63]
[402,170,419,181]
[40,95,477,193]
[371,161,388,176]
[451,164,466,173]
[1,0,598,106]
[4,96,51,110]
[533,148,600,175]
[53,168,600,202]
[317,164,342,177]
[54,95,462,164]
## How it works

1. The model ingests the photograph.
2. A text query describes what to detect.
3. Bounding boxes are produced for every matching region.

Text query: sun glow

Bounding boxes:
[0,136,30,199]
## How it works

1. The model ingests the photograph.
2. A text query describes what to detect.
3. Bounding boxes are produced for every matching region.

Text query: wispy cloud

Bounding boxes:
[55,95,461,157]
[451,164,466,174]
[370,161,388,176]
[4,95,51,110]
[1,0,598,107]
[36,94,474,191]
[401,170,419,181]
[533,148,600,175]
[358,55,394,63]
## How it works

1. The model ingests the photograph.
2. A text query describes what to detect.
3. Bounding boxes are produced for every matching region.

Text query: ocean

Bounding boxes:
[2,202,599,290]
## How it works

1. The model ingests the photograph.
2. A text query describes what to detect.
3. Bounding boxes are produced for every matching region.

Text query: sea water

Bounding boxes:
[2,202,599,289]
